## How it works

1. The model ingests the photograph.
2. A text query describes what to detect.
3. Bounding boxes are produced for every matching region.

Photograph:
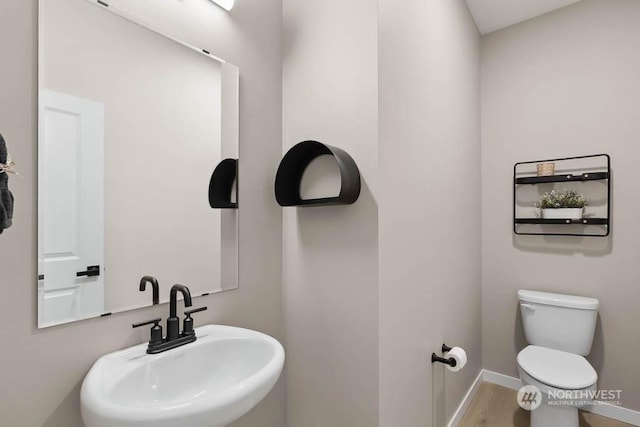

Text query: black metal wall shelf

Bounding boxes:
[515,218,609,225]
[513,154,611,237]
[515,172,609,185]
[209,158,237,209]
[275,140,361,207]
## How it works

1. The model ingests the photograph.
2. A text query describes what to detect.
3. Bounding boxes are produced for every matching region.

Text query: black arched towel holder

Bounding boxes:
[275,141,361,207]
[209,158,238,209]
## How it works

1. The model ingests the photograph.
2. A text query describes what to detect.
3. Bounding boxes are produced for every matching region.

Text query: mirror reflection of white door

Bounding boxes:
[38,90,105,327]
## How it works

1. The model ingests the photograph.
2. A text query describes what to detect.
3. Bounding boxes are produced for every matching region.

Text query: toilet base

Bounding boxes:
[519,366,595,427]
[530,402,579,427]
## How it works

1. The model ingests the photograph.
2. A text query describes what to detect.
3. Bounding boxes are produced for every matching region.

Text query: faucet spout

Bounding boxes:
[139,276,160,305]
[169,284,193,318]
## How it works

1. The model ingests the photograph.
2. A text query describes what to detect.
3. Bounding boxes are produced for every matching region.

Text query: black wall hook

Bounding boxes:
[431,343,456,367]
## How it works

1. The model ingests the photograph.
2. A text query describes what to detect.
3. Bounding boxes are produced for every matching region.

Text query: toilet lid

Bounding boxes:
[517,345,597,390]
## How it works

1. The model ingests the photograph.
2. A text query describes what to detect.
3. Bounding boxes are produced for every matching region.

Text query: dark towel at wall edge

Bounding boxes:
[0,132,15,234]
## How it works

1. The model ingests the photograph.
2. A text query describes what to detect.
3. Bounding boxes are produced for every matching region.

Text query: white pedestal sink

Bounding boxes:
[81,325,284,427]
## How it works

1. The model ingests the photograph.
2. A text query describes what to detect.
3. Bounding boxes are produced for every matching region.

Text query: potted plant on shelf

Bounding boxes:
[538,189,588,220]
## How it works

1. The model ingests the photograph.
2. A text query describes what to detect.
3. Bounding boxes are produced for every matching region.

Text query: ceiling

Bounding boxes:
[466,0,583,35]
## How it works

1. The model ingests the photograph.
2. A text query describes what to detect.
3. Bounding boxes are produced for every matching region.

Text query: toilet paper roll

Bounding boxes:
[444,347,467,372]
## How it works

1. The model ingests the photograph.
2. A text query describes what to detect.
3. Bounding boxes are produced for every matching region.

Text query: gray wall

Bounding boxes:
[0,0,284,426]
[281,0,379,426]
[281,1,481,425]
[378,0,481,426]
[481,0,640,410]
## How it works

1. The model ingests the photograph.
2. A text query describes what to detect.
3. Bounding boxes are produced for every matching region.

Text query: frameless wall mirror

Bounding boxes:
[38,0,239,328]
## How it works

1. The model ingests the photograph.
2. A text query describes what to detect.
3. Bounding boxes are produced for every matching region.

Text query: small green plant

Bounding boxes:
[538,189,588,209]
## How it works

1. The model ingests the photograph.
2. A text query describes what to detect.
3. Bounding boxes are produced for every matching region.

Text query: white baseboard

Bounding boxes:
[446,370,484,427]
[481,370,522,390]
[447,369,640,427]
[584,401,640,426]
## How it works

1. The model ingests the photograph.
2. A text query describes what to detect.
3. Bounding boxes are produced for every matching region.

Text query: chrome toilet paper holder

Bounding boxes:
[431,343,456,367]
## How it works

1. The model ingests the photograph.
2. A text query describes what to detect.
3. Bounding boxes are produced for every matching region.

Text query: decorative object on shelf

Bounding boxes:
[209,158,238,209]
[275,140,361,207]
[513,154,610,237]
[537,189,587,220]
[0,132,15,235]
[536,162,555,176]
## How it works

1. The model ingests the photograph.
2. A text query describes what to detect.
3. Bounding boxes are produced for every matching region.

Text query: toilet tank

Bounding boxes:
[518,290,599,356]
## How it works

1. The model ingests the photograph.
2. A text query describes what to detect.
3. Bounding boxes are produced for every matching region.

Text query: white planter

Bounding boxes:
[542,208,583,220]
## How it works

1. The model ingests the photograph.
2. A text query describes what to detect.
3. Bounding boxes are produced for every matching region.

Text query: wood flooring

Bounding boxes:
[458,382,634,427]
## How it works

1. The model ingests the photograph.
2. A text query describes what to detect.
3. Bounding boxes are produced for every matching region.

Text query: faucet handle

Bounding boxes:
[132,318,163,346]
[182,307,207,337]
[185,307,208,316]
[132,318,161,329]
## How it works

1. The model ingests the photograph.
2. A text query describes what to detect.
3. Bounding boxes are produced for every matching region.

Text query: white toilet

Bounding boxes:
[517,290,599,427]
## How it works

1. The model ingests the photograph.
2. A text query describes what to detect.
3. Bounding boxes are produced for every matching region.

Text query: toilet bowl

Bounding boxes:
[517,345,597,427]
[517,290,600,427]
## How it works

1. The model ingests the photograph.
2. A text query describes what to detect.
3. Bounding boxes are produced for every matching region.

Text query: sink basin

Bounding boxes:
[81,325,285,427]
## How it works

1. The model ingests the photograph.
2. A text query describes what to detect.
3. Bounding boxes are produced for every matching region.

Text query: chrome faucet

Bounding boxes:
[132,284,207,354]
